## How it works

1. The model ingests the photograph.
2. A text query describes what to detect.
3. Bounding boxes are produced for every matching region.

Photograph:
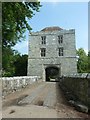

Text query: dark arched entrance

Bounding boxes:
[45,66,59,81]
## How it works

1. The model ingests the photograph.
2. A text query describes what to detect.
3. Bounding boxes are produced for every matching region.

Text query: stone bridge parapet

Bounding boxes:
[0,76,41,97]
[59,73,90,112]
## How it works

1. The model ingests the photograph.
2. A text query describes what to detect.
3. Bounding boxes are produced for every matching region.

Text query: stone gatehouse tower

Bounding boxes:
[27,26,77,81]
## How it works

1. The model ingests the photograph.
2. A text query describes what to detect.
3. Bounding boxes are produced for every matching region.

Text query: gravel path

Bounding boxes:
[2,81,88,118]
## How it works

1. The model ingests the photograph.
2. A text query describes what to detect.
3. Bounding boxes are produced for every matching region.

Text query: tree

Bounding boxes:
[88,51,90,73]
[2,47,15,76]
[13,54,28,76]
[77,48,88,73]
[2,2,41,76]
[2,2,41,47]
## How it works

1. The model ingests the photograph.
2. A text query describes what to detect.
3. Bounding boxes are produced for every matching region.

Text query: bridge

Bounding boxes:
[1,74,90,118]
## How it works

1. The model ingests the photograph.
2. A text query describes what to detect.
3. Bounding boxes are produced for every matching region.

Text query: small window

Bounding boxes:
[58,35,63,44]
[58,47,63,56]
[41,48,46,57]
[41,36,46,44]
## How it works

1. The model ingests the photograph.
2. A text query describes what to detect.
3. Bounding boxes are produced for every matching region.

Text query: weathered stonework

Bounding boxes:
[1,76,41,97]
[28,27,77,80]
[59,73,90,112]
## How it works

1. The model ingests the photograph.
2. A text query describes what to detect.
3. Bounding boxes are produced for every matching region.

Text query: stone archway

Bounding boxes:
[45,66,59,81]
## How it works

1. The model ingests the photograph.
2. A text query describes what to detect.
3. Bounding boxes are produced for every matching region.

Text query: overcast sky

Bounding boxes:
[14,2,88,54]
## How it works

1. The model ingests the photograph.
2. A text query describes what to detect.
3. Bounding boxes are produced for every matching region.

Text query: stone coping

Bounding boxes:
[63,73,90,79]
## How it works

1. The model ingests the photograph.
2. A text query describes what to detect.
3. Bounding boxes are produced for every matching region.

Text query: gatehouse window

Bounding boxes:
[41,48,46,57]
[58,47,63,56]
[58,35,63,44]
[41,36,46,44]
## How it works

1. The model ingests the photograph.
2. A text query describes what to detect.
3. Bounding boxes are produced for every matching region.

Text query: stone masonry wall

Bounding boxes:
[28,29,77,78]
[59,73,90,108]
[1,76,41,97]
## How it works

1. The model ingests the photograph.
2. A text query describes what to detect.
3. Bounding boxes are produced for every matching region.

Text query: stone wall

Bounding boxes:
[1,76,41,97]
[59,73,90,108]
[28,28,77,78]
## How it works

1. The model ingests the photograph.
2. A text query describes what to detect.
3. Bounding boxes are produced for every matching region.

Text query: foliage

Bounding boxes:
[2,48,15,76]
[2,52,28,77]
[13,54,28,76]
[88,51,90,73]
[2,2,41,47]
[2,2,41,76]
[77,48,88,73]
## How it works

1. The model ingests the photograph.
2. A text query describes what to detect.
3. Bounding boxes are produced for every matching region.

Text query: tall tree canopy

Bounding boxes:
[2,2,41,47]
[2,2,41,76]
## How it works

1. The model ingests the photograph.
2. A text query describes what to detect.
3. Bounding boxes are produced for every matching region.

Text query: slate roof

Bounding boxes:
[41,26,63,32]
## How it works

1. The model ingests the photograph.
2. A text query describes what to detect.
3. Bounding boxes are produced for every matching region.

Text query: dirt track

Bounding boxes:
[2,81,88,118]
